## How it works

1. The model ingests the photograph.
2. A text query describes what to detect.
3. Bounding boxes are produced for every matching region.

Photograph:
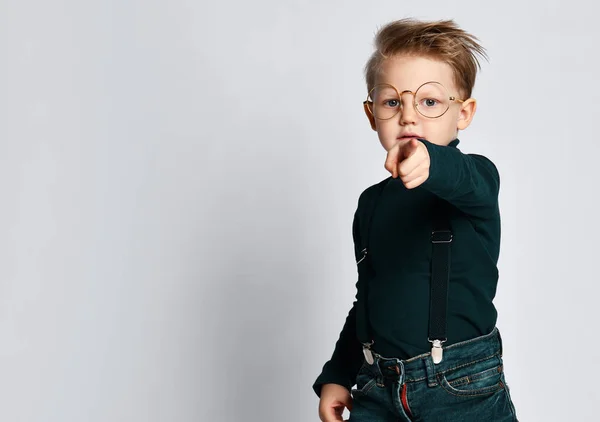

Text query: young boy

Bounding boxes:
[314,19,518,421]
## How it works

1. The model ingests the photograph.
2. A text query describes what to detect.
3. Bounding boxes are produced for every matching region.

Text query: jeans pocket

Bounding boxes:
[438,356,505,397]
[351,363,377,397]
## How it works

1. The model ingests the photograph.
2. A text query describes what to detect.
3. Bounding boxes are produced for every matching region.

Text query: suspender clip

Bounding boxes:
[362,340,374,364]
[429,338,446,364]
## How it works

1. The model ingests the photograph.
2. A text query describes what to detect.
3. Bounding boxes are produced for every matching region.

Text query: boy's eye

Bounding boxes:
[422,98,439,107]
[383,99,400,108]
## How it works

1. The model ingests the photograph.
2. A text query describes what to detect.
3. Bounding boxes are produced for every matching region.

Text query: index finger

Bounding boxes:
[385,143,401,177]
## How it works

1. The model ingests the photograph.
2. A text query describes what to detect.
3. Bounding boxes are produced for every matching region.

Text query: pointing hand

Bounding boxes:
[385,138,431,189]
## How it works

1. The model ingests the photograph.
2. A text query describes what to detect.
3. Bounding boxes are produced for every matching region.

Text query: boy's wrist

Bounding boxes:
[321,383,350,395]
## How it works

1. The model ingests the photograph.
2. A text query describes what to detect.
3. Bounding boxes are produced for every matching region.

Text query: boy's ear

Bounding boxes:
[457,98,477,130]
[363,102,377,131]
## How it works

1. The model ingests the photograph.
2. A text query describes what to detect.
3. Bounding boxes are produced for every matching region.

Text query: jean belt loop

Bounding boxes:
[495,326,503,357]
[373,354,384,379]
[424,355,439,387]
[397,359,405,385]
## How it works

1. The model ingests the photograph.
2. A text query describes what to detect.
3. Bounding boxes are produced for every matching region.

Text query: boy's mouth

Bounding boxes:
[398,133,422,140]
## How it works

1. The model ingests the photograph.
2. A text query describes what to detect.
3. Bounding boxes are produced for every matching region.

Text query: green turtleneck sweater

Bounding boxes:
[313,138,501,397]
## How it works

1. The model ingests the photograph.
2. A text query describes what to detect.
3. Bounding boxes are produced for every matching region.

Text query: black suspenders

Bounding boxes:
[355,178,452,364]
[355,179,388,357]
[428,199,452,363]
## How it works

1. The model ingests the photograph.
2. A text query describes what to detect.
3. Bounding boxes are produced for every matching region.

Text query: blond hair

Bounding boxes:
[364,18,488,98]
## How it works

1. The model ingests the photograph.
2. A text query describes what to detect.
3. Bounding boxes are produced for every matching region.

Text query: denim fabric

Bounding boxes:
[348,327,517,421]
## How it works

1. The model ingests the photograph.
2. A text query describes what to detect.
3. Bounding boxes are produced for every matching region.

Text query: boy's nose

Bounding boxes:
[399,100,418,125]
[398,91,418,125]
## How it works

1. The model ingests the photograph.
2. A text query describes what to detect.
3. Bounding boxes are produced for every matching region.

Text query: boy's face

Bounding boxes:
[364,55,477,151]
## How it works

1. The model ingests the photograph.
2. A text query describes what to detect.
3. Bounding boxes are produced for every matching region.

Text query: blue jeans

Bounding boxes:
[349,327,518,421]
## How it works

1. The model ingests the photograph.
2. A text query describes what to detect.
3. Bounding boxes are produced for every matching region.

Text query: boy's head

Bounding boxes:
[363,18,488,150]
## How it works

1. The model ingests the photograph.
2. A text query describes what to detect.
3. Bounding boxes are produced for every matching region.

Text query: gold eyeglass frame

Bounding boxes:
[363,81,466,120]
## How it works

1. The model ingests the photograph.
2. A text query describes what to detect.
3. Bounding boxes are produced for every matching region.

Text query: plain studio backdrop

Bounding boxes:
[1,0,598,421]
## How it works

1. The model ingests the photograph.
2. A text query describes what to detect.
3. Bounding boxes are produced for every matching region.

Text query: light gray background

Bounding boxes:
[1,0,598,421]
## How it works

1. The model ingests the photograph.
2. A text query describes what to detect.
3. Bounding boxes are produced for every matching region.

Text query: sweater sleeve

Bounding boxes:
[417,138,500,219]
[312,204,365,397]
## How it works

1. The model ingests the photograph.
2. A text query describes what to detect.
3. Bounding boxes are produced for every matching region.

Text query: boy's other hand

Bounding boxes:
[385,138,430,189]
[318,383,353,422]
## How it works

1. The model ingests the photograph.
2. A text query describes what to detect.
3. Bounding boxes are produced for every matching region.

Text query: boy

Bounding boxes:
[314,18,518,421]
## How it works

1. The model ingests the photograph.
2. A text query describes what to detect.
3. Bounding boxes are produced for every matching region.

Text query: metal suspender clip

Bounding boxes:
[428,338,447,364]
[362,340,375,365]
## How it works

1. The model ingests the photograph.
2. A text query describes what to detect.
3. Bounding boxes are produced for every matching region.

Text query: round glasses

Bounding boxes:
[363,81,465,119]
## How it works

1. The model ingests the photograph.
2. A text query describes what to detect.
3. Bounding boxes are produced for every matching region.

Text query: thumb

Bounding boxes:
[343,396,353,412]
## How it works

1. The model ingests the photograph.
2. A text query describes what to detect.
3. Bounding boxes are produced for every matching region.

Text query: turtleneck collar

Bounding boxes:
[448,138,460,148]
